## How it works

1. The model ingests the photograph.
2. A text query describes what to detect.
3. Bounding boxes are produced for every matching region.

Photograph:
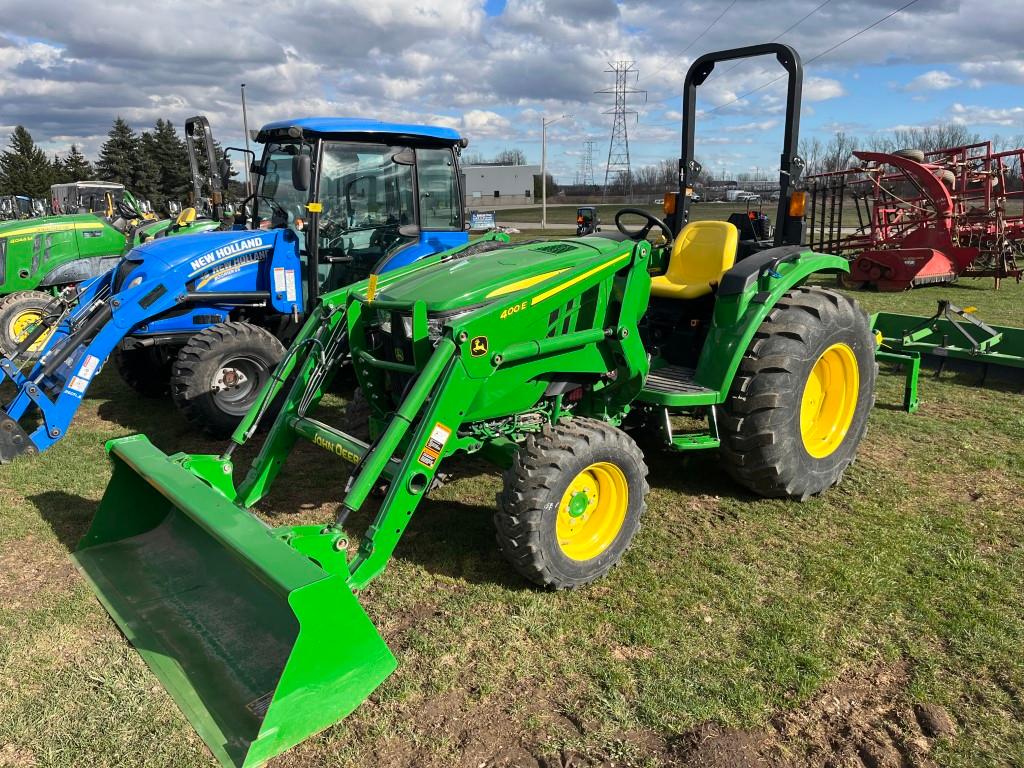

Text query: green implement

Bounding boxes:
[873,299,1024,411]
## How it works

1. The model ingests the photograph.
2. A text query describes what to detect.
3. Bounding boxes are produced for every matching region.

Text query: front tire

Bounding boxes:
[171,321,285,437]
[0,290,56,359]
[719,286,876,500]
[114,344,174,398]
[496,418,649,589]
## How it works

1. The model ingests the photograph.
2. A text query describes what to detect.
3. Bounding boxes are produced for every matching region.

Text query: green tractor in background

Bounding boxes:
[0,117,229,356]
[71,45,879,767]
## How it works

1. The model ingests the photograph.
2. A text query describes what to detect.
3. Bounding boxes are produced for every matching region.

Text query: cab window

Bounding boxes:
[416,148,462,230]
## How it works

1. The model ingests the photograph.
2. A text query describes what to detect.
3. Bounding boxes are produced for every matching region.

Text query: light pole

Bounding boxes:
[240,83,252,197]
[541,114,572,229]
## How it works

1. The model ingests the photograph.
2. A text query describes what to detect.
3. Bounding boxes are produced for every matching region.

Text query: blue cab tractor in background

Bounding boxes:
[0,118,471,460]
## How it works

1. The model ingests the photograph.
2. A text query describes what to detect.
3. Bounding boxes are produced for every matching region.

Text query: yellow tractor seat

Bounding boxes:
[650,220,739,300]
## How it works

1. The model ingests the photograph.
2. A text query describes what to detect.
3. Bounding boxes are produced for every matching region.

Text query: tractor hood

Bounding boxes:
[0,213,106,241]
[376,237,633,313]
[123,229,288,276]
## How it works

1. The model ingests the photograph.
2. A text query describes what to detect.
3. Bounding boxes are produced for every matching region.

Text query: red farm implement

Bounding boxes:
[807,142,1024,291]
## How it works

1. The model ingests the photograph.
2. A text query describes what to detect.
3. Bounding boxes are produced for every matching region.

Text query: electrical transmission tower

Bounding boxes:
[596,61,646,198]
[575,138,596,187]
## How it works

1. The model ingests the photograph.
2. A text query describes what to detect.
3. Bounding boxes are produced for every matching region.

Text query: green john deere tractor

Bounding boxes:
[71,44,877,767]
[0,117,228,356]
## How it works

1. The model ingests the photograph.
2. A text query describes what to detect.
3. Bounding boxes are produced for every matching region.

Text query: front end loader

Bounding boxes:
[71,45,878,767]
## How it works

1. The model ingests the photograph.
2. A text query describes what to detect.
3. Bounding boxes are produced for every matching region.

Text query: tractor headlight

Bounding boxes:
[126,275,145,290]
[425,309,475,341]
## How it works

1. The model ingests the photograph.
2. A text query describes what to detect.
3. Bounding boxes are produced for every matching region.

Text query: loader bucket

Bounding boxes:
[72,435,397,768]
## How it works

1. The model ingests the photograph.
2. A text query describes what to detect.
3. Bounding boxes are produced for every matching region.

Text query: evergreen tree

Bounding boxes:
[0,126,55,197]
[149,119,191,206]
[135,130,162,205]
[62,144,94,182]
[97,117,139,187]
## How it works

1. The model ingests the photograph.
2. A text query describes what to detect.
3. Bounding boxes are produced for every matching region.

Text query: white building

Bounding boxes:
[461,164,540,206]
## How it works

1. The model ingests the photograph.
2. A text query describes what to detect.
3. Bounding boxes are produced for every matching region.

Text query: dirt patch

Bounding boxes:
[673,661,954,768]
[0,536,78,607]
[675,723,771,768]
[275,660,954,768]
[0,743,38,767]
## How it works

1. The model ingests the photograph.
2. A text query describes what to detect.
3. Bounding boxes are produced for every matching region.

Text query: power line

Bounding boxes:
[645,0,920,119]
[706,0,921,116]
[710,0,834,81]
[645,0,739,83]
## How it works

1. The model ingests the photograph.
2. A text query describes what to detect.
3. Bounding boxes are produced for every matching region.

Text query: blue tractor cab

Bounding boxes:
[247,118,468,294]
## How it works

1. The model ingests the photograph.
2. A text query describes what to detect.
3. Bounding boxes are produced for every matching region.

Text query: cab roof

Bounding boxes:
[256,117,462,144]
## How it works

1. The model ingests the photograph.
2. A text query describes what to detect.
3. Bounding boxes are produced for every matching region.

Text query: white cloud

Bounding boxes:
[460,109,512,136]
[903,70,961,91]
[723,120,778,133]
[960,60,1024,85]
[950,103,1024,128]
[803,77,845,102]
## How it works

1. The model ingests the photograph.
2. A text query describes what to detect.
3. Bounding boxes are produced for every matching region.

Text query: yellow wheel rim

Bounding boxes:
[800,342,859,459]
[556,461,628,561]
[8,308,53,354]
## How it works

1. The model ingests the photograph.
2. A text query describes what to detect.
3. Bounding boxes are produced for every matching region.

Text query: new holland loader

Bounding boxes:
[71,45,877,767]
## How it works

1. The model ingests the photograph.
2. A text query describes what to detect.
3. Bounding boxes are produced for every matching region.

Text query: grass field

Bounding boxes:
[1,277,1023,767]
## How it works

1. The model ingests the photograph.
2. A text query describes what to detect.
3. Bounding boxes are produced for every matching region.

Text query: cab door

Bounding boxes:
[378,147,468,272]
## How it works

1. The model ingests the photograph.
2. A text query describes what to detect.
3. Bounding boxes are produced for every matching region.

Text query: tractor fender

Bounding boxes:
[694,247,849,397]
[38,255,123,288]
[374,230,471,273]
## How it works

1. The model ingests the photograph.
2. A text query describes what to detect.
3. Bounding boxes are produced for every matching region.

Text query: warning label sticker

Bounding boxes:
[273,267,286,294]
[78,354,100,380]
[284,269,297,302]
[417,421,452,468]
[426,423,452,453]
[68,375,89,393]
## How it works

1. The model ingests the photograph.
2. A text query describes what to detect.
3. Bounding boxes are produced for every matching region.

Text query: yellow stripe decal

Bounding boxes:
[1,221,105,239]
[485,268,569,299]
[530,253,630,305]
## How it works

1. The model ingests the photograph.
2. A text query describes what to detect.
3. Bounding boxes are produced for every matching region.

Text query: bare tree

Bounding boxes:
[494,148,527,166]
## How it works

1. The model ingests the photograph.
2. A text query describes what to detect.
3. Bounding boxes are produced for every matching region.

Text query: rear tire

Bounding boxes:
[496,418,649,589]
[114,344,174,398]
[0,290,56,360]
[719,286,876,500]
[171,322,286,437]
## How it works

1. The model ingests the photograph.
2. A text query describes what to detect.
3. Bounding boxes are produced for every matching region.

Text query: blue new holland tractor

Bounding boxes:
[0,118,472,460]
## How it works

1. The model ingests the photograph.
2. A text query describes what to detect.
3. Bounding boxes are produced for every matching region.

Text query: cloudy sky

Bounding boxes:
[0,0,1022,182]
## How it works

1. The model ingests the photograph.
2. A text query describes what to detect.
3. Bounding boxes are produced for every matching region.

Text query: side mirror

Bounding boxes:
[398,223,420,238]
[392,148,416,166]
[218,159,232,188]
[292,154,311,192]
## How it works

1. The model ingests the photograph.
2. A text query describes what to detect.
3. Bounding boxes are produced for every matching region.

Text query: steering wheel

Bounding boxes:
[615,208,673,243]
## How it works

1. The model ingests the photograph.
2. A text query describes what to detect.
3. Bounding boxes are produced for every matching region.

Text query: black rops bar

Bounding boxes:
[678,43,804,247]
